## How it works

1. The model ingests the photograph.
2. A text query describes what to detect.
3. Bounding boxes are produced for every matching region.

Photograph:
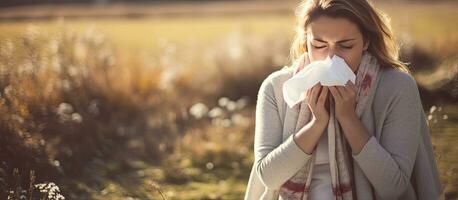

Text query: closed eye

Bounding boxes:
[311,44,353,49]
[311,44,326,49]
[340,45,353,49]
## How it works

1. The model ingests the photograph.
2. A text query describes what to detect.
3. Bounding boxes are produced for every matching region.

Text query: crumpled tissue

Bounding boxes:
[282,55,356,108]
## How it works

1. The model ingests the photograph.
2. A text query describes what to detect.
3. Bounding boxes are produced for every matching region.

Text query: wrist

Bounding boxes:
[311,118,328,129]
[339,112,358,125]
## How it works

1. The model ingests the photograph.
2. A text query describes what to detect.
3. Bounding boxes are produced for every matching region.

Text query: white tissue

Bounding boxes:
[282,55,356,108]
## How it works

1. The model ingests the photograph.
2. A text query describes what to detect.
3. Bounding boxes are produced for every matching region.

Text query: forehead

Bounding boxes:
[306,16,362,41]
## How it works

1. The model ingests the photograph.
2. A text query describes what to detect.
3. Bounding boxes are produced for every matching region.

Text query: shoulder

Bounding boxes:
[376,67,419,97]
[379,67,417,89]
[258,66,295,96]
[374,67,422,111]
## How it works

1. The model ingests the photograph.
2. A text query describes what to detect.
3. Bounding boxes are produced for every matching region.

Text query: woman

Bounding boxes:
[244,0,443,199]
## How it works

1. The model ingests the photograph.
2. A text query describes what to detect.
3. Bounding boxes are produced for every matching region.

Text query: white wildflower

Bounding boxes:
[71,113,83,123]
[34,182,65,200]
[218,97,230,107]
[53,160,60,167]
[56,194,65,200]
[189,103,208,119]
[231,114,247,126]
[226,101,237,112]
[57,103,73,115]
[208,107,224,118]
[429,105,437,114]
[206,162,214,170]
[235,97,249,110]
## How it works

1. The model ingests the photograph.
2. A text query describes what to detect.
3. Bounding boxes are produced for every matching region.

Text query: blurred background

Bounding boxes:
[0,0,457,199]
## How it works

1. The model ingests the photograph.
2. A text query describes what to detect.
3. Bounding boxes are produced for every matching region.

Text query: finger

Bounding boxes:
[310,84,321,106]
[343,83,356,97]
[306,85,316,108]
[329,86,342,101]
[336,86,350,100]
[307,85,313,97]
[305,87,311,104]
[346,80,357,92]
[339,86,355,102]
[306,83,315,99]
[317,86,328,107]
[304,88,311,104]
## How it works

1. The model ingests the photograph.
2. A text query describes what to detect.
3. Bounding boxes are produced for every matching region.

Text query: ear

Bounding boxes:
[363,40,369,51]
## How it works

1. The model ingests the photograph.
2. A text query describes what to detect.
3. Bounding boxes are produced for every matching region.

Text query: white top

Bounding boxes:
[309,131,333,199]
[315,130,329,165]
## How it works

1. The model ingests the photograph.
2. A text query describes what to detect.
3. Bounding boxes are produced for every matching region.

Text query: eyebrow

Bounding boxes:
[313,38,356,43]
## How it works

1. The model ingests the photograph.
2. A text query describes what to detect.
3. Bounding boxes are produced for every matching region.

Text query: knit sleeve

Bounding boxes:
[352,72,422,199]
[254,75,313,189]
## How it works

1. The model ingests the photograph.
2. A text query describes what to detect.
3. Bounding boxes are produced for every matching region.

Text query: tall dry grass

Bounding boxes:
[0,23,289,198]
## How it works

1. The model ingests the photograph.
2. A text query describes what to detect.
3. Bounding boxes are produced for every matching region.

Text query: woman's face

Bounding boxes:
[305,16,369,72]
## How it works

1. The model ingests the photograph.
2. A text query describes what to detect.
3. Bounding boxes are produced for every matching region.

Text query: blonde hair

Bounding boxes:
[289,0,409,73]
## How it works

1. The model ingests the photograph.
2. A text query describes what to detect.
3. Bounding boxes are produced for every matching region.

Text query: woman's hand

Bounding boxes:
[328,80,358,122]
[306,83,330,126]
[328,80,370,155]
[294,83,330,155]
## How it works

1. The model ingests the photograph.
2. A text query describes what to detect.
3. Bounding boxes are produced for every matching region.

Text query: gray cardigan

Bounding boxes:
[244,66,443,200]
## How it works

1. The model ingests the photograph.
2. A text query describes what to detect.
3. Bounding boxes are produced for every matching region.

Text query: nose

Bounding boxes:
[328,47,335,58]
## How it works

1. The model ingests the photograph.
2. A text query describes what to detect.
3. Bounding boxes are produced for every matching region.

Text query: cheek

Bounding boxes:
[343,44,366,70]
[306,42,325,61]
[341,53,361,72]
[307,48,327,62]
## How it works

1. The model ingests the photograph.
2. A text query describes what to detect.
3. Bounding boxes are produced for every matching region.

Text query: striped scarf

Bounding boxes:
[279,51,381,200]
